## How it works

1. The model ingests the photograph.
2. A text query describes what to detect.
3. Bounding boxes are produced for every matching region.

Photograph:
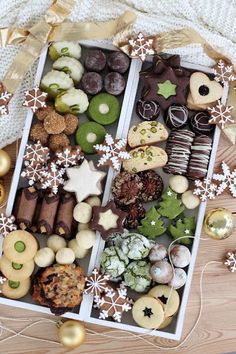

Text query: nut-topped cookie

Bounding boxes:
[128,121,168,148]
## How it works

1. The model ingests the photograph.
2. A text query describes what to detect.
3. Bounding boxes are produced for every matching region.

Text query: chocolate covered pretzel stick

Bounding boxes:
[16,187,38,230]
[38,193,60,234]
[54,193,76,238]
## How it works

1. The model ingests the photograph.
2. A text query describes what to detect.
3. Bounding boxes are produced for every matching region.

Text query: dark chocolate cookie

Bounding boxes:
[190,111,214,135]
[165,104,188,129]
[107,51,130,73]
[187,134,212,179]
[84,49,106,72]
[138,170,163,202]
[120,202,145,229]
[112,172,143,206]
[136,99,161,121]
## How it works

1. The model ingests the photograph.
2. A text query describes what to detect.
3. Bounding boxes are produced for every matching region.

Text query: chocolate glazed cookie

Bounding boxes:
[187,135,212,179]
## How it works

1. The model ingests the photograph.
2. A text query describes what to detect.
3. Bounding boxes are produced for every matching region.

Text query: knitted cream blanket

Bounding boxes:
[0,0,236,148]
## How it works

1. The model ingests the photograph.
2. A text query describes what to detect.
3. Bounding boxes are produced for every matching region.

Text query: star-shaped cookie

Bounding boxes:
[63,159,106,202]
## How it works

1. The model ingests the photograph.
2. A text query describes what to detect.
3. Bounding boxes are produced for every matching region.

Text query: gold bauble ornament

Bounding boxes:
[204,208,235,240]
[0,182,6,205]
[0,150,11,177]
[57,320,86,349]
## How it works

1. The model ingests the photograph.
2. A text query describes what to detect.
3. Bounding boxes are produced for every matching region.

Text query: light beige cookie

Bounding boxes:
[0,256,34,281]
[128,121,168,148]
[190,72,223,105]
[187,93,216,111]
[149,285,180,317]
[123,145,167,173]
[159,315,173,329]
[1,278,31,299]
[132,296,165,329]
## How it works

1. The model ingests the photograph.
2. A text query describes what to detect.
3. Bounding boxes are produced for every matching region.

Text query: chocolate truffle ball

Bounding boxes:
[84,49,106,72]
[165,104,188,129]
[150,260,173,284]
[107,51,130,73]
[170,245,191,268]
[190,111,214,135]
[136,100,161,121]
[104,72,126,96]
[81,72,103,95]
[149,243,167,263]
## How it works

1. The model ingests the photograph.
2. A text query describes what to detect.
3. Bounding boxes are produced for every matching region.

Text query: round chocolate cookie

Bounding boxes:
[104,72,126,96]
[112,172,143,206]
[81,72,103,95]
[120,202,146,229]
[165,105,188,129]
[190,111,214,135]
[84,49,106,72]
[138,170,163,202]
[136,100,161,121]
[107,52,130,73]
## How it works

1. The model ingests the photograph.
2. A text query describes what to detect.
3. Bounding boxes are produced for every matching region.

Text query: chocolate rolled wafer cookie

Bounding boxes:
[54,193,76,238]
[16,187,38,230]
[187,135,212,179]
[38,193,60,234]
[30,191,44,233]
[164,129,195,175]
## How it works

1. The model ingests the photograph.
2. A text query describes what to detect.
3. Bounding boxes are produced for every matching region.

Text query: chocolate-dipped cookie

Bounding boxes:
[107,52,130,73]
[84,49,106,72]
[165,105,188,129]
[136,100,161,121]
[190,111,214,135]
[187,134,212,179]
[120,202,145,229]
[138,170,163,202]
[104,72,126,96]
[81,72,103,95]
[112,172,143,206]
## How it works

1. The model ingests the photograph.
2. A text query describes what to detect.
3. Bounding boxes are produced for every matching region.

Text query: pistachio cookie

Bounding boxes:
[0,255,34,281]
[55,88,89,114]
[3,230,38,263]
[40,70,74,98]
[88,93,120,125]
[128,121,168,148]
[132,296,165,329]
[1,278,31,299]
[49,41,82,60]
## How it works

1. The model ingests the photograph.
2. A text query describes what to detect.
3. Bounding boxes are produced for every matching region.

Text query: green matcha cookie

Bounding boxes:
[88,93,120,125]
[75,121,106,154]
[124,260,152,293]
[168,216,196,245]
[138,207,166,239]
[40,70,74,98]
[158,187,185,220]
[100,246,129,278]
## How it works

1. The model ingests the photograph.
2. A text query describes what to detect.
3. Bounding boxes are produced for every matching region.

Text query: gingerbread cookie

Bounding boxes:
[189,72,223,105]
[132,296,164,329]
[128,121,168,148]
[23,141,49,166]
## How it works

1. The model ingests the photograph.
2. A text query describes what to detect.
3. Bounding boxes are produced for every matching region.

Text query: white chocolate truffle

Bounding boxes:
[56,247,75,264]
[170,245,191,268]
[78,223,90,231]
[34,247,55,268]
[168,268,187,289]
[73,202,92,223]
[85,196,101,207]
[68,239,88,259]
[150,260,173,284]
[182,190,200,209]
[47,235,67,252]
[76,230,96,249]
[169,175,189,194]
[149,243,167,263]
[53,57,84,83]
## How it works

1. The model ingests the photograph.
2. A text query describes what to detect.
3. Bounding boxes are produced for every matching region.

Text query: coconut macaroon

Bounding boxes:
[53,57,84,83]
[49,41,82,61]
[40,70,74,98]
[55,88,89,114]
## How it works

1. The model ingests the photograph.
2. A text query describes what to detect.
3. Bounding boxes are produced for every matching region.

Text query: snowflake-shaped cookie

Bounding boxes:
[23,141,49,166]
[55,146,84,168]
[95,285,132,322]
[21,163,45,185]
[94,134,130,171]
[224,251,236,272]
[41,162,65,194]
[212,161,236,197]
[0,213,17,238]
[84,268,110,299]
[129,32,155,61]
[0,276,6,293]
[193,178,217,202]
[208,101,234,130]
[23,86,48,113]
[213,60,236,85]
[0,82,13,115]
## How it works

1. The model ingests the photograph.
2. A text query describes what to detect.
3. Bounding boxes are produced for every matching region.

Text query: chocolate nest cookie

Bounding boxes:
[138,170,164,202]
[120,202,145,229]
[111,172,143,206]
[32,264,85,315]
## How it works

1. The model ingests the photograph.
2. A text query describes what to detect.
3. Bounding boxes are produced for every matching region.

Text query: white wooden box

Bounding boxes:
[0,41,227,341]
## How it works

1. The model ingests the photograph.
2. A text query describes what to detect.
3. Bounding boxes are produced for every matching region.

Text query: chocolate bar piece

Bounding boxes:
[38,193,60,234]
[54,193,76,238]
[16,187,38,230]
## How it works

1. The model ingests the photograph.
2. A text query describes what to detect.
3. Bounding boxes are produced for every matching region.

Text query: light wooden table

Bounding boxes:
[0,135,236,354]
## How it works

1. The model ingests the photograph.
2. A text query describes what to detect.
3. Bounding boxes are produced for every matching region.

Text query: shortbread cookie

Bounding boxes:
[0,255,34,281]
[1,278,31,299]
[186,93,214,111]
[128,121,168,148]
[189,72,223,105]
[149,285,180,317]
[123,146,168,173]
[132,296,165,329]
[3,230,38,263]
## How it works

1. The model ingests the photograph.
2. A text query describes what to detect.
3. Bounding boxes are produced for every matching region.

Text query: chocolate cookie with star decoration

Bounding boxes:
[132,295,165,329]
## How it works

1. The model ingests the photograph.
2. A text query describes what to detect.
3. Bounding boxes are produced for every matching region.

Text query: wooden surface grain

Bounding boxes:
[0,134,236,354]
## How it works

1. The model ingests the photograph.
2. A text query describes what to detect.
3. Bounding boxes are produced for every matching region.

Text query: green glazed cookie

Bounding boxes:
[75,122,106,154]
[88,93,120,125]
[124,260,152,293]
[49,41,82,61]
[55,88,89,114]
[40,70,74,98]
[138,207,166,239]
[100,246,129,278]
[158,187,185,220]
[53,57,84,83]
[168,216,196,245]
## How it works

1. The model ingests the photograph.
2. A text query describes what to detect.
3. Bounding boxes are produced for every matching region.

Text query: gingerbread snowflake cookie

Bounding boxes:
[129,32,155,61]
[41,162,65,194]
[208,100,234,130]
[23,141,49,166]
[212,161,236,198]
[23,86,48,113]
[193,178,217,202]
[213,60,236,85]
[21,163,45,186]
[84,268,110,299]
[0,213,17,238]
[55,146,84,168]
[224,251,236,272]
[0,82,13,115]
